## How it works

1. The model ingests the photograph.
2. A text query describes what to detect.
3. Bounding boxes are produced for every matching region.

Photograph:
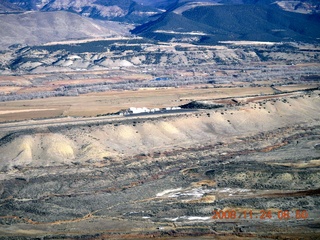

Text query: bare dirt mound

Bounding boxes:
[0,133,76,170]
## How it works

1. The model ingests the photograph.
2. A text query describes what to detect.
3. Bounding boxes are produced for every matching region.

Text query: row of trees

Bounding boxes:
[1,69,318,102]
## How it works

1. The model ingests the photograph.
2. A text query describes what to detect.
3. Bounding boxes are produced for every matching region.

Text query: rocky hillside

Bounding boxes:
[0,11,129,50]
[0,0,22,12]
[132,4,320,43]
[218,0,320,14]
[5,0,162,23]
[135,0,320,13]
[1,40,319,76]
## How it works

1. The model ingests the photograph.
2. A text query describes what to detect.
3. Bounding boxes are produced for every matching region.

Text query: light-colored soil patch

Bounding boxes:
[0,86,23,94]
[0,133,77,170]
[191,180,216,188]
[0,75,32,86]
[219,41,278,45]
[276,84,319,92]
[16,86,57,94]
[1,73,153,95]
[269,159,320,168]
[0,108,57,115]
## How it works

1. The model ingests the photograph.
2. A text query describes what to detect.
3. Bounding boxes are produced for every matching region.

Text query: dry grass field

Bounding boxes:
[0,85,278,122]
[0,72,153,94]
[276,84,318,92]
[0,82,318,122]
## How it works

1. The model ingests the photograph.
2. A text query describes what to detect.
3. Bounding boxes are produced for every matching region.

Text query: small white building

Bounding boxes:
[126,106,179,115]
[128,107,150,114]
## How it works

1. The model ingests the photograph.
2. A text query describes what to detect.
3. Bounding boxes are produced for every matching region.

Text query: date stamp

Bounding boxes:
[212,210,308,220]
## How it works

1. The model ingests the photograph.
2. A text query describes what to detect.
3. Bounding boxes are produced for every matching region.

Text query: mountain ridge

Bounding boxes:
[0,0,22,12]
[5,0,162,23]
[0,11,129,50]
[1,0,320,50]
[132,4,320,43]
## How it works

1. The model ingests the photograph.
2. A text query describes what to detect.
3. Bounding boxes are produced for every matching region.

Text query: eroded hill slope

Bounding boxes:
[0,91,319,171]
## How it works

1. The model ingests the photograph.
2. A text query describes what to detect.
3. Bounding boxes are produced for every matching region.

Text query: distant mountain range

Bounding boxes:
[4,0,320,17]
[0,0,319,50]
[132,1,320,43]
[0,0,22,12]
[3,0,162,23]
[0,11,129,49]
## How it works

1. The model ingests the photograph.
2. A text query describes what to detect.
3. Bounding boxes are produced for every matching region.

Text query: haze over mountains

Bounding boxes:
[0,0,319,50]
